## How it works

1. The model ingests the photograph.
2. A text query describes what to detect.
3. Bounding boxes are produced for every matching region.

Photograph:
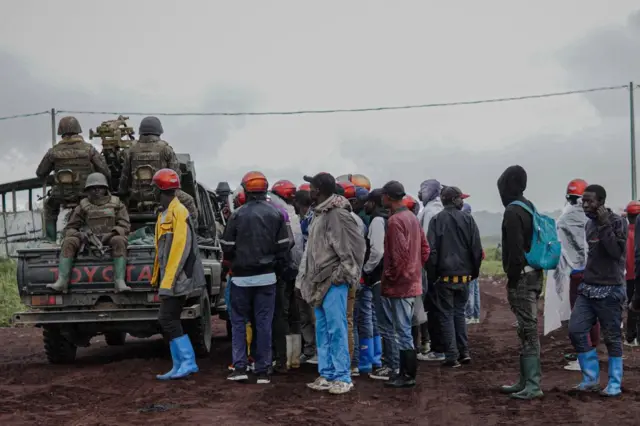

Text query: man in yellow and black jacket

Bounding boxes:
[150,168,206,381]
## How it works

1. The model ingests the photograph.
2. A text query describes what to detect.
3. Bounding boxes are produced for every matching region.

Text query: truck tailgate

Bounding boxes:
[17,245,156,294]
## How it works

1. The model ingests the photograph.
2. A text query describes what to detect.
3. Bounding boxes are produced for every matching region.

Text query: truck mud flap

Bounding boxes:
[12,304,202,325]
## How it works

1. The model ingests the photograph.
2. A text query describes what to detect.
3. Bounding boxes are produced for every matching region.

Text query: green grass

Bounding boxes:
[0,260,23,326]
[480,247,505,278]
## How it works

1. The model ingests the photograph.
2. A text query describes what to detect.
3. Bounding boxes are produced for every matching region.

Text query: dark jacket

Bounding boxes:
[220,196,290,278]
[426,206,483,281]
[381,208,430,298]
[497,165,534,283]
[362,208,388,285]
[584,209,627,286]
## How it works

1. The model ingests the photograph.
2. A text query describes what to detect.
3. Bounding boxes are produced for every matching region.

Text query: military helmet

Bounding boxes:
[84,172,109,189]
[139,116,164,136]
[57,116,82,136]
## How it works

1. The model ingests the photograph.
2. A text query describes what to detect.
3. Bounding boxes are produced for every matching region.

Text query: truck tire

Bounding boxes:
[105,332,127,346]
[43,327,77,364]
[185,291,212,357]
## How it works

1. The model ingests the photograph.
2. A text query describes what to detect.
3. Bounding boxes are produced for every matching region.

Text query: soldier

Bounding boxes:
[36,116,111,242]
[176,189,198,224]
[118,116,180,207]
[47,173,131,293]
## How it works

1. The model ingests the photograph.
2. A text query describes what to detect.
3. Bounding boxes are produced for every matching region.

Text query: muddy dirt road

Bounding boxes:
[1,279,640,425]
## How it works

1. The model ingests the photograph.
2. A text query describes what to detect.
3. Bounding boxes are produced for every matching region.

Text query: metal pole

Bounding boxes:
[631,82,637,200]
[50,108,56,147]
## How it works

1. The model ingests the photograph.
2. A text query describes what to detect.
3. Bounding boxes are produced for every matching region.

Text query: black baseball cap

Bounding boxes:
[367,188,384,204]
[303,172,336,196]
[382,180,406,200]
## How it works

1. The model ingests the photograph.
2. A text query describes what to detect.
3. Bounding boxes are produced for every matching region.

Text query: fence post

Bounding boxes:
[50,108,56,147]
[630,82,637,200]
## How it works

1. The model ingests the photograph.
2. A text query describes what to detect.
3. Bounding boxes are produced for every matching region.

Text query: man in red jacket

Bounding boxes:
[379,181,430,388]
[625,201,640,346]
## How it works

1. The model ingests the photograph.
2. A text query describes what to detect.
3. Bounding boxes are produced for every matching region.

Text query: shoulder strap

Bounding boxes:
[509,200,535,216]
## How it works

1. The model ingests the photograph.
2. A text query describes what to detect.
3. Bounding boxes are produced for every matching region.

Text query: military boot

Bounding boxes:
[509,355,544,400]
[113,258,132,293]
[44,221,57,243]
[47,257,73,293]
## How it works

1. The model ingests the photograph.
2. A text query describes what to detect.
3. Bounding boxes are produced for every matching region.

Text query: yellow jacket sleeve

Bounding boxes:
[151,217,160,287]
[159,204,189,291]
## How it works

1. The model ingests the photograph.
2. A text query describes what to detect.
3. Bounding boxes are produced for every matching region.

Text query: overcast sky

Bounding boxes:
[1,0,639,212]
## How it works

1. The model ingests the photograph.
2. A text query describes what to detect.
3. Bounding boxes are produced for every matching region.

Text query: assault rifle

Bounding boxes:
[80,230,107,258]
[89,115,137,192]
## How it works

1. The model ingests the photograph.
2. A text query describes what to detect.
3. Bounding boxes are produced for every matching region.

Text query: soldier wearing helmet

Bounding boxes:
[36,116,112,242]
[118,116,180,211]
[151,168,206,381]
[46,173,130,294]
[222,171,290,383]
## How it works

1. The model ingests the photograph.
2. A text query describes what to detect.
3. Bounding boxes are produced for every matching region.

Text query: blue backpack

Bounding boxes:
[509,201,561,270]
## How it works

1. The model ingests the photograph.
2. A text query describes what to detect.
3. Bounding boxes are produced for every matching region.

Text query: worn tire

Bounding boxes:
[105,332,127,346]
[185,291,212,358]
[43,327,77,364]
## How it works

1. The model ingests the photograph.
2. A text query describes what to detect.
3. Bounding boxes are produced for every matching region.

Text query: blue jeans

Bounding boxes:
[569,285,626,357]
[230,283,276,374]
[465,279,480,319]
[315,284,351,383]
[437,282,470,362]
[380,296,416,370]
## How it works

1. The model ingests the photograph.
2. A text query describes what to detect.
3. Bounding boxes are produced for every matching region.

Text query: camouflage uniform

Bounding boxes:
[47,173,131,294]
[176,189,198,223]
[118,116,180,205]
[36,117,111,241]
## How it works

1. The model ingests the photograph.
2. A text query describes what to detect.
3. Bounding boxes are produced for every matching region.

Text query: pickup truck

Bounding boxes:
[10,154,227,364]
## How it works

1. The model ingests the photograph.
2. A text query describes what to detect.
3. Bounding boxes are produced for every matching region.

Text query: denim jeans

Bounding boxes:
[437,282,470,361]
[315,284,351,383]
[357,285,375,339]
[465,279,480,320]
[569,285,626,357]
[230,283,276,374]
[381,296,416,369]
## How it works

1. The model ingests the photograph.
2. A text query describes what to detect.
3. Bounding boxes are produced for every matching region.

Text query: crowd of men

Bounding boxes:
[35,115,640,398]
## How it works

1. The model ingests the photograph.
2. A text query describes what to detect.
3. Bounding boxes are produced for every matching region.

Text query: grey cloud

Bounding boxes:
[0,50,255,183]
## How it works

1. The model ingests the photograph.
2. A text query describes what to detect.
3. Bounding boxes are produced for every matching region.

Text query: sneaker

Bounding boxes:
[419,342,430,354]
[227,369,249,381]
[256,373,271,384]
[442,359,461,368]
[307,376,333,391]
[329,381,354,395]
[564,360,581,371]
[466,318,474,325]
[624,338,639,347]
[417,352,445,362]
[351,367,360,377]
[301,354,319,365]
[564,353,578,361]
[459,354,472,364]
[370,366,394,381]
[472,318,480,324]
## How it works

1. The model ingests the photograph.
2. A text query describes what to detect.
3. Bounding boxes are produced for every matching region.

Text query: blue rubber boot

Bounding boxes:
[156,340,180,381]
[171,335,199,379]
[575,349,600,391]
[372,335,382,368]
[600,357,623,397]
[358,337,374,373]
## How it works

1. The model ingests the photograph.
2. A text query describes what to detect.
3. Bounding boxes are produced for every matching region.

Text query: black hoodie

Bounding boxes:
[497,165,534,283]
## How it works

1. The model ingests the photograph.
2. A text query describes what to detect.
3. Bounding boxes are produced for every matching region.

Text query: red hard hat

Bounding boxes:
[241,171,269,193]
[566,179,588,196]
[271,179,296,201]
[298,183,311,192]
[626,200,640,216]
[402,194,418,211]
[152,168,181,191]
[234,188,246,207]
[337,181,356,199]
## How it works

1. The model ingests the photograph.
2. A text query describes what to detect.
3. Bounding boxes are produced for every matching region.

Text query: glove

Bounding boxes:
[596,206,610,225]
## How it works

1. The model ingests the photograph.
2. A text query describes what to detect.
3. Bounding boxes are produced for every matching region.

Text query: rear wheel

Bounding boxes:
[43,327,77,364]
[185,291,212,358]
[105,332,127,346]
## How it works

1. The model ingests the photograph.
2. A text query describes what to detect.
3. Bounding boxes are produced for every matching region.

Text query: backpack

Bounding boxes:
[509,201,561,270]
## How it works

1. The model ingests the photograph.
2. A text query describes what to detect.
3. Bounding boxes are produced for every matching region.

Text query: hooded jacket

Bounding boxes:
[417,179,444,238]
[497,165,534,283]
[299,194,366,307]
